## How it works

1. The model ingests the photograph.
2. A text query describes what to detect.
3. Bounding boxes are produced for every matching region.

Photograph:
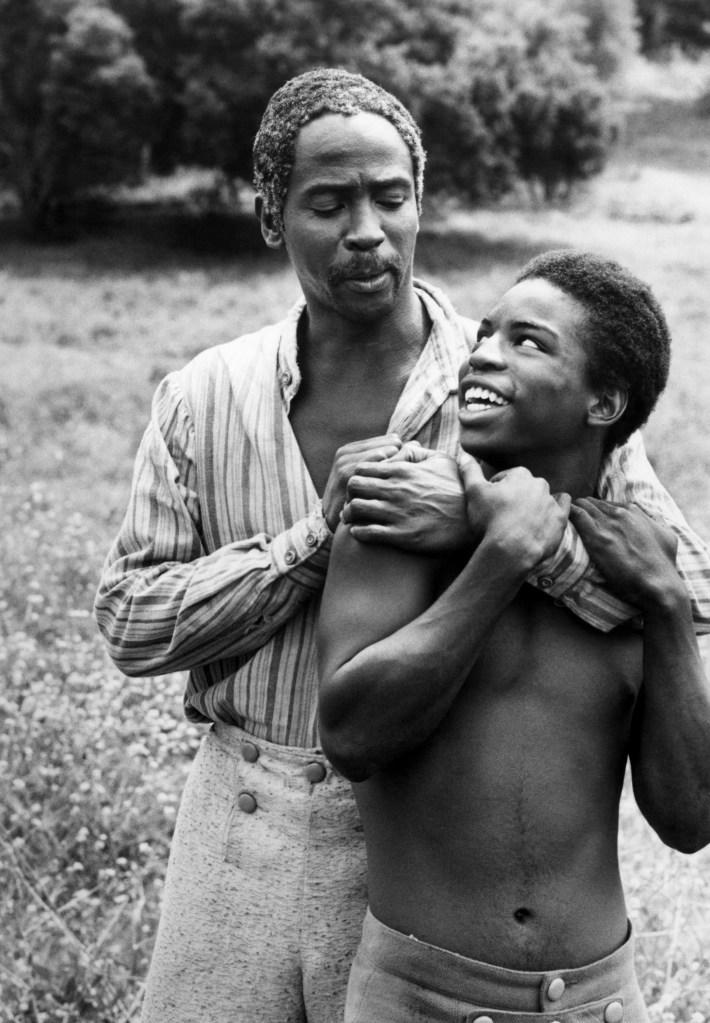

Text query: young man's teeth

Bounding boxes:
[465,386,508,408]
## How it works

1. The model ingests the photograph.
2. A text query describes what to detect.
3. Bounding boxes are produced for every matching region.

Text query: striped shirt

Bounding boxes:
[95,280,710,747]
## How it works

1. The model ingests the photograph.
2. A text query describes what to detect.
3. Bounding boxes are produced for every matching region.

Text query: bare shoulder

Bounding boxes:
[319,524,445,675]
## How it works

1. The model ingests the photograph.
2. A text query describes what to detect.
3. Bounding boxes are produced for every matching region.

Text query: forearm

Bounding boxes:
[319,537,526,781]
[631,588,710,852]
[527,521,640,632]
[95,512,331,675]
[602,431,710,633]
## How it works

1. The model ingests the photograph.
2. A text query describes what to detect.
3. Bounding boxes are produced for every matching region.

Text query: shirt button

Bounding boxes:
[604,1001,624,1023]
[538,576,553,590]
[304,761,327,784]
[280,371,292,387]
[547,976,566,1001]
[237,791,257,814]
[305,532,317,547]
[240,741,259,763]
[471,1017,494,1023]
[284,549,296,565]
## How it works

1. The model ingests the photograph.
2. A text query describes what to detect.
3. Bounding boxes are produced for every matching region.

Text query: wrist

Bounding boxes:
[473,532,535,583]
[638,577,690,619]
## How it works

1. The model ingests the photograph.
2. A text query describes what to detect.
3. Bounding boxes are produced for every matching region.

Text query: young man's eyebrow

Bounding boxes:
[476,316,560,340]
[512,319,559,337]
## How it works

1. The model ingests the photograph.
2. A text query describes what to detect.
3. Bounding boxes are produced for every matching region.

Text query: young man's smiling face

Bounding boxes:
[458,277,607,477]
[270,111,420,325]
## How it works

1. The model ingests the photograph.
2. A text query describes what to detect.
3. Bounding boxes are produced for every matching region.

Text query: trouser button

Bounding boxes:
[237,791,257,813]
[547,976,566,1001]
[604,1001,624,1023]
[304,761,327,783]
[240,740,259,762]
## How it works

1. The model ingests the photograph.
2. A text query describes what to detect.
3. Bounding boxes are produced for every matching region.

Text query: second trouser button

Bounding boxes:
[237,791,257,813]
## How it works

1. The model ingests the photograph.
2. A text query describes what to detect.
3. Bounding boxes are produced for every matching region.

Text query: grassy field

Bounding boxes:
[1,73,710,1020]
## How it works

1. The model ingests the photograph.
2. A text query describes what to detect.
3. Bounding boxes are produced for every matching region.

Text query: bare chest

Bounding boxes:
[288,376,404,495]
[460,587,643,733]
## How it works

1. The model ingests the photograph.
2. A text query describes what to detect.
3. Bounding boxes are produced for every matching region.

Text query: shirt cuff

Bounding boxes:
[526,524,589,599]
[271,501,333,581]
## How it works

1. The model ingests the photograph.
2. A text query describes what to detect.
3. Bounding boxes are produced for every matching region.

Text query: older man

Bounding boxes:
[95,69,710,1023]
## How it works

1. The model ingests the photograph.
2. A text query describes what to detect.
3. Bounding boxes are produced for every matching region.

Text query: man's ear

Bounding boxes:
[587,386,628,429]
[255,196,284,249]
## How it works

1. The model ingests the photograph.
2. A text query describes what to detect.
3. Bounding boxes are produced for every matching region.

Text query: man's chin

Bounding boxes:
[336,287,400,323]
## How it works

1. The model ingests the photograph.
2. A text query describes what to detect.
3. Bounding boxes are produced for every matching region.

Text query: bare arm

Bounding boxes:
[572,498,710,853]
[318,458,568,781]
[598,431,710,633]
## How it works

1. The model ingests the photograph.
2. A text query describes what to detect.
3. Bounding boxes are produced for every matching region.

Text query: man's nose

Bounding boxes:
[469,334,507,369]
[344,201,385,250]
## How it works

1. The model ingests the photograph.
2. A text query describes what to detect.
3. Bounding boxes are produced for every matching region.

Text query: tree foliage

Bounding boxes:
[171,0,622,205]
[637,0,710,54]
[0,0,641,230]
[110,0,186,173]
[567,0,639,80]
[0,0,155,234]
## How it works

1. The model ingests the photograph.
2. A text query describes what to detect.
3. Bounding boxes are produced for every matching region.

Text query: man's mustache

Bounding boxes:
[328,255,404,287]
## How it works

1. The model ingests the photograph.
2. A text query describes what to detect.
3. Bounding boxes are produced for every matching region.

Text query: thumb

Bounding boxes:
[456,449,486,488]
[554,492,572,518]
[388,440,430,463]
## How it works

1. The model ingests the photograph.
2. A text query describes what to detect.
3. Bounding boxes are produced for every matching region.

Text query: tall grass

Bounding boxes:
[1,87,710,1020]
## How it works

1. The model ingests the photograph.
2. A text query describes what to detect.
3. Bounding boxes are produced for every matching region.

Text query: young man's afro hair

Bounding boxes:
[515,249,671,451]
[253,68,426,233]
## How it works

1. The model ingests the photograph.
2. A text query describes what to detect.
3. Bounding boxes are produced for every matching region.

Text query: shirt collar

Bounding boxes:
[388,279,470,438]
[276,280,470,432]
[276,298,306,406]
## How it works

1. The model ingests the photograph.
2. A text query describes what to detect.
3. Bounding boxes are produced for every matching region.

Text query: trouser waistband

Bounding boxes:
[212,719,324,764]
[359,908,638,1012]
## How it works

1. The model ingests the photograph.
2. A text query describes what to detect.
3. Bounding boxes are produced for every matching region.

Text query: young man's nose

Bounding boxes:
[469,334,507,370]
[344,201,385,250]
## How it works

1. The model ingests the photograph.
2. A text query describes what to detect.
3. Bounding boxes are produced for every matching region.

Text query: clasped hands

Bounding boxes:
[330,437,568,570]
[326,437,680,603]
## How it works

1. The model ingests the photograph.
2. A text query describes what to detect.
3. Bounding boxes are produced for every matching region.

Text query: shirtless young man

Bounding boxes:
[318,250,710,1022]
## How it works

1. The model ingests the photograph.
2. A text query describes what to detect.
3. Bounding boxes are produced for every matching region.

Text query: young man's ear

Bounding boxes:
[587,387,628,429]
[255,196,284,249]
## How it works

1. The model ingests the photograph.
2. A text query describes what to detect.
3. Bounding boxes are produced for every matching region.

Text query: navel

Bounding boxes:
[513,907,533,924]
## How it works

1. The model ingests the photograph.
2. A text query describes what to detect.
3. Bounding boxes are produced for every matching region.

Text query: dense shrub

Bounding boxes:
[0,0,155,235]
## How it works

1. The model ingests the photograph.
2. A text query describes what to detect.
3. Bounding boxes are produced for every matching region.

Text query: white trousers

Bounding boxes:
[141,722,367,1023]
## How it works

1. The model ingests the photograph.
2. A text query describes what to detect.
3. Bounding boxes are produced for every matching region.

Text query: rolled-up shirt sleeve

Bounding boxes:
[94,375,332,676]
[526,431,710,633]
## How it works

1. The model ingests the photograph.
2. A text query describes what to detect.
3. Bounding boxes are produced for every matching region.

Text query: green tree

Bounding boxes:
[416,0,616,203]
[568,0,639,80]
[498,1,614,200]
[637,0,710,54]
[0,0,155,235]
[111,0,188,173]
[174,0,617,205]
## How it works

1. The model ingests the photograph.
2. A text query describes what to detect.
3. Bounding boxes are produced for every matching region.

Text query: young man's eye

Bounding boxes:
[518,336,542,350]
